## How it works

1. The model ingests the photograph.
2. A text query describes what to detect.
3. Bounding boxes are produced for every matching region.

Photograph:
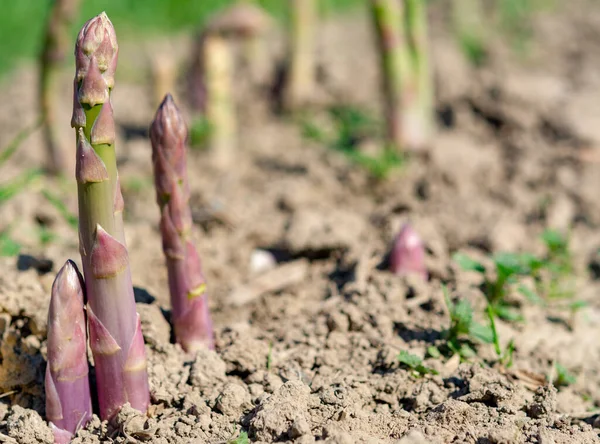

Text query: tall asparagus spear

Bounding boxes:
[45,261,92,444]
[284,0,317,111]
[72,12,149,420]
[369,0,411,152]
[405,0,433,149]
[40,0,81,174]
[370,0,434,152]
[150,94,214,353]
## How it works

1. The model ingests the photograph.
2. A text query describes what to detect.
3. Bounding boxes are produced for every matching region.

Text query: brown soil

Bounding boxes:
[2,2,600,443]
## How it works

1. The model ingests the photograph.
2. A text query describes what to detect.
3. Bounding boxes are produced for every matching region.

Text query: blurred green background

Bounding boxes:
[0,0,364,79]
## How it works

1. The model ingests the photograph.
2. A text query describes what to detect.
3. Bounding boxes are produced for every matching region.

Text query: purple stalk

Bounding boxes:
[45,260,92,443]
[389,223,427,280]
[72,12,149,420]
[150,94,214,353]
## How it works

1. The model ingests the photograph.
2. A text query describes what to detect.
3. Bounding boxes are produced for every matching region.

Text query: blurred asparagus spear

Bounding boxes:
[39,0,80,174]
[72,12,149,420]
[389,223,427,280]
[370,0,434,152]
[45,261,92,443]
[188,3,270,166]
[370,0,410,152]
[284,0,317,111]
[150,94,214,352]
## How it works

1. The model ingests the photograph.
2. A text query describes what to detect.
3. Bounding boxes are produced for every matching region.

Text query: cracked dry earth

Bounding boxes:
[3,2,600,443]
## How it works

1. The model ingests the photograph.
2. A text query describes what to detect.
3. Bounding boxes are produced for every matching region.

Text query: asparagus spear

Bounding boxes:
[284,0,317,110]
[45,260,92,443]
[39,0,81,174]
[370,0,434,151]
[369,0,411,152]
[389,223,427,280]
[405,0,433,149]
[150,94,214,352]
[72,12,149,420]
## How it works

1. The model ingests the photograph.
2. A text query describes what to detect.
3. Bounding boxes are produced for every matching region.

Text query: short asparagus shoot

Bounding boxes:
[150,94,214,352]
[45,260,92,443]
[389,223,427,280]
[72,12,149,420]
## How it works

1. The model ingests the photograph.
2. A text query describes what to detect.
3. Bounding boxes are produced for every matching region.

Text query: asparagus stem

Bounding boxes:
[369,0,411,152]
[150,94,214,353]
[405,0,433,148]
[203,34,236,167]
[284,0,317,110]
[39,0,81,174]
[72,12,149,420]
[389,223,427,280]
[45,260,92,443]
[370,0,434,151]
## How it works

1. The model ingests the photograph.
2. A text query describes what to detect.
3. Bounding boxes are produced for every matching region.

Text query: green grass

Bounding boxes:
[0,0,363,79]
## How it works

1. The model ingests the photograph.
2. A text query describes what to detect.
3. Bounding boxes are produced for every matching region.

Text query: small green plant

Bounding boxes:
[0,230,20,257]
[487,305,514,367]
[453,251,544,321]
[0,169,42,204]
[300,105,404,179]
[441,287,493,360]
[38,226,57,246]
[0,117,42,168]
[539,229,574,299]
[41,190,78,230]
[553,362,576,388]
[228,431,249,444]
[397,350,438,377]
[189,116,212,149]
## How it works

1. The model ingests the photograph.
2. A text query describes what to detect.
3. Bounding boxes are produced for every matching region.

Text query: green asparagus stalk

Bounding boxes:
[150,94,214,352]
[405,0,433,149]
[203,33,235,167]
[45,260,92,443]
[369,0,411,152]
[72,12,149,420]
[284,0,317,110]
[39,0,80,174]
[370,0,434,151]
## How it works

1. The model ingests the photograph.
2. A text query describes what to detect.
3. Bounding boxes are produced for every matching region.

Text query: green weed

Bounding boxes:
[453,251,542,321]
[41,190,78,230]
[441,286,494,361]
[0,230,21,257]
[397,350,438,377]
[228,431,249,444]
[300,105,404,179]
[487,305,514,367]
[0,169,42,204]
[553,362,576,388]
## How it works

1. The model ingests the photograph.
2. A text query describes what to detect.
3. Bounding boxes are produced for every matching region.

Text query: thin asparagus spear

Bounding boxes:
[150,94,214,352]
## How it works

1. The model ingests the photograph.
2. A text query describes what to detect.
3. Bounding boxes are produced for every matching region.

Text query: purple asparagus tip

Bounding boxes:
[45,260,92,442]
[150,94,215,352]
[389,223,427,280]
